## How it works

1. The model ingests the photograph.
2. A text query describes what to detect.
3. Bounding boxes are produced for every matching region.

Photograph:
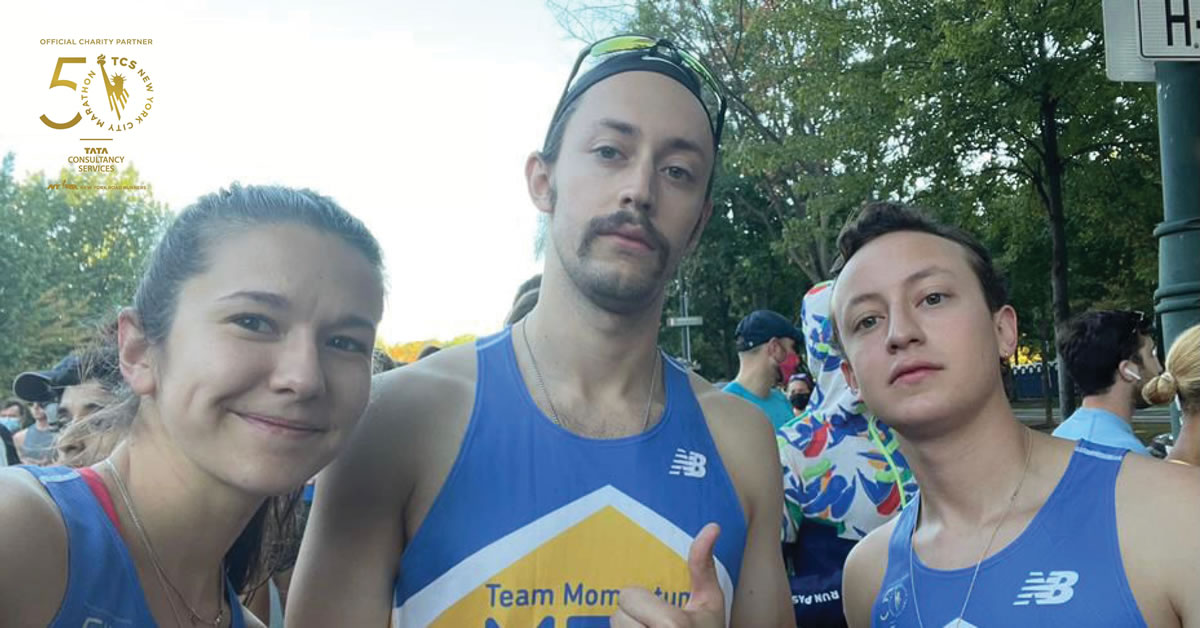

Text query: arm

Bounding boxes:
[288,348,476,626]
[0,468,69,627]
[841,523,891,628]
[723,402,795,627]
[286,370,414,626]
[1115,457,1200,627]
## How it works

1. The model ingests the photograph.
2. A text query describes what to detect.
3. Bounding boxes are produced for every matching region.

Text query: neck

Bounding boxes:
[1168,410,1200,465]
[101,414,262,620]
[35,417,49,429]
[522,263,666,412]
[901,389,1033,526]
[1080,388,1134,422]
[734,359,776,398]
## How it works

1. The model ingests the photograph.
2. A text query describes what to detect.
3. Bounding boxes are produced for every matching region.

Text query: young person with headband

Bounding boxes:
[0,184,386,627]
[1144,323,1200,467]
[291,35,792,627]
[834,202,1200,627]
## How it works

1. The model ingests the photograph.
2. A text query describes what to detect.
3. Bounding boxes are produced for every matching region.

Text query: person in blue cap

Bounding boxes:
[291,35,792,628]
[724,310,804,429]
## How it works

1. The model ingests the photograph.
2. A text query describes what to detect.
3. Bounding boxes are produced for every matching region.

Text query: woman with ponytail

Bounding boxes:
[1144,323,1200,467]
[0,184,385,627]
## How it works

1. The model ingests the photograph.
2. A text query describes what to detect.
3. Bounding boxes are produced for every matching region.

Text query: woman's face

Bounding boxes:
[139,223,384,497]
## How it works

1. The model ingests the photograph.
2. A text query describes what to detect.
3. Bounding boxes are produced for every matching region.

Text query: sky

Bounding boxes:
[0,0,589,344]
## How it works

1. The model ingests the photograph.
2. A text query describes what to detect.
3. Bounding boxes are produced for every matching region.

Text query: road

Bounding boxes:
[1012,403,1171,424]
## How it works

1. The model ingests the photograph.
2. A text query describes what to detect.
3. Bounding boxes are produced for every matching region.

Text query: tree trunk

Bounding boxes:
[1041,335,1055,427]
[1040,93,1076,423]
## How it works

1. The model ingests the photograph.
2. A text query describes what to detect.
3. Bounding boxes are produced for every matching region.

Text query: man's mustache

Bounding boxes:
[578,211,671,268]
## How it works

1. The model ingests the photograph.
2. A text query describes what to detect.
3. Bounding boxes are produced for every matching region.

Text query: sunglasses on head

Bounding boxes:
[547,34,727,151]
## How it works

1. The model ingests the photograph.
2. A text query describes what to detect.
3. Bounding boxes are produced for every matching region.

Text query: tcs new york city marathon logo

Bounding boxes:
[39,54,155,133]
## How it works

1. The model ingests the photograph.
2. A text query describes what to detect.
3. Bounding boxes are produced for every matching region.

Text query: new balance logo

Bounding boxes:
[1013,570,1078,606]
[669,448,707,478]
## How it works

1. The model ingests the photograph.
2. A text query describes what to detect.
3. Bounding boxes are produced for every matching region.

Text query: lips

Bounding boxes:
[233,411,325,434]
[888,361,943,385]
[604,226,654,250]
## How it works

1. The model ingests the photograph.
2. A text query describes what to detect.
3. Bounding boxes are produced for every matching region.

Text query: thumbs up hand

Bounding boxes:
[611,523,725,628]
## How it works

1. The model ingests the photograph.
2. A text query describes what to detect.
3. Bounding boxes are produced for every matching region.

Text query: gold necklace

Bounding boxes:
[104,458,227,627]
[908,428,1034,628]
[520,316,659,435]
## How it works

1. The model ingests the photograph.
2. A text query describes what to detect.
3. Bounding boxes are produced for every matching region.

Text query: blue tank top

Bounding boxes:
[872,441,1145,627]
[392,329,748,627]
[22,465,246,628]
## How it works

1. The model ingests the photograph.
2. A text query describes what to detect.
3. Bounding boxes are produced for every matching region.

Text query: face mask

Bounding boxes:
[778,351,801,384]
[789,392,811,411]
[0,417,20,433]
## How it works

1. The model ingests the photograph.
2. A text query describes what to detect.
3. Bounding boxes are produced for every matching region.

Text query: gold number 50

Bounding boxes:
[40,57,86,129]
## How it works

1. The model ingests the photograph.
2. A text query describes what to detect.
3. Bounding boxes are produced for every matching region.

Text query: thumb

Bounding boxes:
[683,522,723,614]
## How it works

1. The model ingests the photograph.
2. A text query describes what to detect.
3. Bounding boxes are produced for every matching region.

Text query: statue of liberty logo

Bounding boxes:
[96,55,130,120]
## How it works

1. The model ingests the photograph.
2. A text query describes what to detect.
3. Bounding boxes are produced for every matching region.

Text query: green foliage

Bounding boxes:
[0,154,170,388]
[554,0,1162,387]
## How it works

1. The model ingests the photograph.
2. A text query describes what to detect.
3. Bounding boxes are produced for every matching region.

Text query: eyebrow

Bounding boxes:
[842,265,956,311]
[218,290,376,333]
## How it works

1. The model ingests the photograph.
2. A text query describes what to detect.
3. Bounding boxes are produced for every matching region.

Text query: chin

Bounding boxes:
[221,443,335,498]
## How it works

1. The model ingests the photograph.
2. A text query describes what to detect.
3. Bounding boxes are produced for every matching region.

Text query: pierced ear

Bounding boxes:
[525,151,554,215]
[117,308,156,397]
[841,359,860,396]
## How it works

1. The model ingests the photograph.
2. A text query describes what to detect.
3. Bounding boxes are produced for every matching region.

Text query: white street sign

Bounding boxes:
[667,316,703,327]
[1104,0,1157,81]
[1138,0,1200,58]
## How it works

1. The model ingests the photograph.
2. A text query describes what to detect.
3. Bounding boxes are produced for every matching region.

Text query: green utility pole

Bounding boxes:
[1152,61,1200,435]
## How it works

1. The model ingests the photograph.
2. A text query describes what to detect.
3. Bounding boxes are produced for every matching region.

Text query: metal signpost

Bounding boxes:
[667,280,703,366]
[1104,0,1200,434]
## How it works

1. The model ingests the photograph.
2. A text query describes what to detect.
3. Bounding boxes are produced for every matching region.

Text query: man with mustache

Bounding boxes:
[291,36,793,627]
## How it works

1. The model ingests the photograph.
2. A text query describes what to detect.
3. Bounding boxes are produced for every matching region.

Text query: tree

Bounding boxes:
[876,0,1160,419]
[0,155,169,387]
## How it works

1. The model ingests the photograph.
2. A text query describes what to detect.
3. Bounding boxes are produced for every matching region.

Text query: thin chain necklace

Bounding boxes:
[909,428,1034,628]
[520,316,659,435]
[104,458,227,627]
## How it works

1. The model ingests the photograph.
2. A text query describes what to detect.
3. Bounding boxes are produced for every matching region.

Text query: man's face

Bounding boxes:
[58,379,118,423]
[832,231,1017,434]
[1131,333,1163,409]
[537,71,715,314]
[0,405,20,419]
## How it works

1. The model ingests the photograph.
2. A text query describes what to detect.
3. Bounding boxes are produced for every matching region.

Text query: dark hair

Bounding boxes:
[1059,310,1153,397]
[81,183,385,593]
[2,399,35,431]
[417,344,442,360]
[371,348,397,374]
[513,274,543,305]
[835,201,1008,312]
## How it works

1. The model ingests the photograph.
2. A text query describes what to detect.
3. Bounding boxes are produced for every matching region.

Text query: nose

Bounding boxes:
[270,332,327,400]
[886,305,925,353]
[619,154,657,215]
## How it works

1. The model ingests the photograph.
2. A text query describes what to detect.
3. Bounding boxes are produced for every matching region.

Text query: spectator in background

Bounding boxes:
[504,273,541,327]
[1054,310,1162,454]
[11,356,80,464]
[786,372,813,416]
[372,348,398,374]
[724,310,803,429]
[1,399,33,435]
[54,343,127,467]
[1144,323,1200,466]
[776,281,916,627]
